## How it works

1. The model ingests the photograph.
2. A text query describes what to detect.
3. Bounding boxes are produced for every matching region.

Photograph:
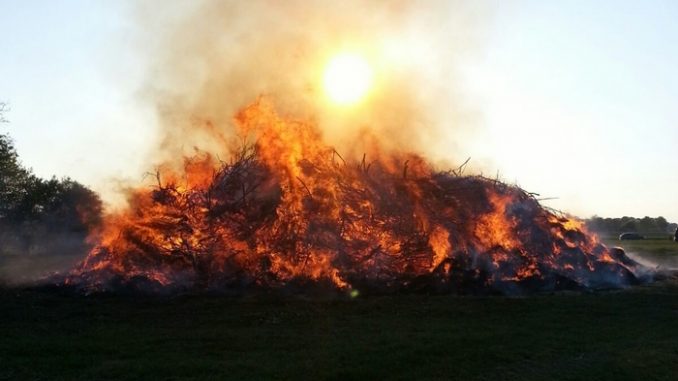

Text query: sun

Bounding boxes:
[323,53,374,105]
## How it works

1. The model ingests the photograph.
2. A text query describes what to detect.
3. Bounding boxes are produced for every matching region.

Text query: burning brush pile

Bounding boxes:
[65,100,650,294]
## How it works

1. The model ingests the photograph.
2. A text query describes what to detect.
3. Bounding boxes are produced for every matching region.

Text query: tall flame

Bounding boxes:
[66,99,649,294]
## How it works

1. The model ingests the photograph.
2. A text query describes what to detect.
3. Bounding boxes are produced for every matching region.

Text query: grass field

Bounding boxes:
[1,239,677,380]
[601,235,678,269]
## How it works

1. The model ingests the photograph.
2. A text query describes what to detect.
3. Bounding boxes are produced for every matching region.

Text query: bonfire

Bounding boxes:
[65,99,650,294]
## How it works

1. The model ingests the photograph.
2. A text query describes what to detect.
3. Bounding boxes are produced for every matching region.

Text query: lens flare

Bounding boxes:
[323,53,373,105]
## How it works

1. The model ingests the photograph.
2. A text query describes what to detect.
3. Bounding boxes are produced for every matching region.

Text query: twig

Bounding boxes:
[332,149,346,166]
[296,176,313,197]
[142,170,163,188]
[452,157,471,176]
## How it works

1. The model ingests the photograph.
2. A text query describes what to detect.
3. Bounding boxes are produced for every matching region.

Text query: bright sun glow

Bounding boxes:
[323,53,374,105]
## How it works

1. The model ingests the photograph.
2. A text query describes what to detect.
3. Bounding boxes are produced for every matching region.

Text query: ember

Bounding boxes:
[65,99,650,294]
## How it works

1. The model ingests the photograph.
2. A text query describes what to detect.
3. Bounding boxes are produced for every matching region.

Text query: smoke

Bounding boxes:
[0,231,92,286]
[133,0,488,167]
[625,250,678,271]
[0,178,102,286]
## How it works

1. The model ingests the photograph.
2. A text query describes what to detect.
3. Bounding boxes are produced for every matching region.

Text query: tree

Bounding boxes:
[586,216,676,235]
[0,134,33,219]
[619,220,637,232]
[655,216,669,233]
[0,102,8,123]
[0,132,103,256]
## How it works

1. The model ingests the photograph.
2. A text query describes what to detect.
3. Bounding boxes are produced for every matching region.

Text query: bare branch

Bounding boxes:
[452,157,471,176]
[296,176,313,197]
[0,102,9,123]
[332,148,346,166]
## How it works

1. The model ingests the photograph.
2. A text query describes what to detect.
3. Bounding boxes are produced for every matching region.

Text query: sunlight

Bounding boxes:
[323,53,374,106]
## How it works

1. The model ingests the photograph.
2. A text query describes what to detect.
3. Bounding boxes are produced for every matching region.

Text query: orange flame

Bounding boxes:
[67,99,648,294]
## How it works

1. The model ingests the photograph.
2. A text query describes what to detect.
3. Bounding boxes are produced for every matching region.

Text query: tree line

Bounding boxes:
[0,133,102,256]
[585,215,677,237]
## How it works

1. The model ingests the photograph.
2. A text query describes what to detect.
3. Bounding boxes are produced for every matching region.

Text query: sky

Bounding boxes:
[1,0,677,221]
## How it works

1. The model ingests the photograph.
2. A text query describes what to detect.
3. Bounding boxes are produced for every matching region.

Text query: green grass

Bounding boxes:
[1,239,677,380]
[1,282,678,381]
[600,236,678,268]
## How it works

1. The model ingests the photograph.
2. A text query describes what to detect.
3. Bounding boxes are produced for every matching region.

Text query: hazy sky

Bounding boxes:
[1,1,677,221]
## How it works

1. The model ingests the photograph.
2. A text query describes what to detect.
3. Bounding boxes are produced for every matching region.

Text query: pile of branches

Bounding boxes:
[68,139,650,295]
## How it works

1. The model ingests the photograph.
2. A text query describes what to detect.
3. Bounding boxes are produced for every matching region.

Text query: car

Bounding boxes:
[619,232,645,240]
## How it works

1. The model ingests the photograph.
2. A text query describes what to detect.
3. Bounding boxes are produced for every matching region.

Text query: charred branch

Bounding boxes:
[452,157,471,176]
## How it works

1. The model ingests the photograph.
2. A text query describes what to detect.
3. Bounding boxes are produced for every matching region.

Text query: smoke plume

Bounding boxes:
[133,0,487,169]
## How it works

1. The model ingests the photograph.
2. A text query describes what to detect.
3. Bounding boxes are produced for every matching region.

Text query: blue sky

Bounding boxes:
[1,1,677,221]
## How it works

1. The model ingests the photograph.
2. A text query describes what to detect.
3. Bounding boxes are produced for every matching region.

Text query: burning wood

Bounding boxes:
[65,99,651,294]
